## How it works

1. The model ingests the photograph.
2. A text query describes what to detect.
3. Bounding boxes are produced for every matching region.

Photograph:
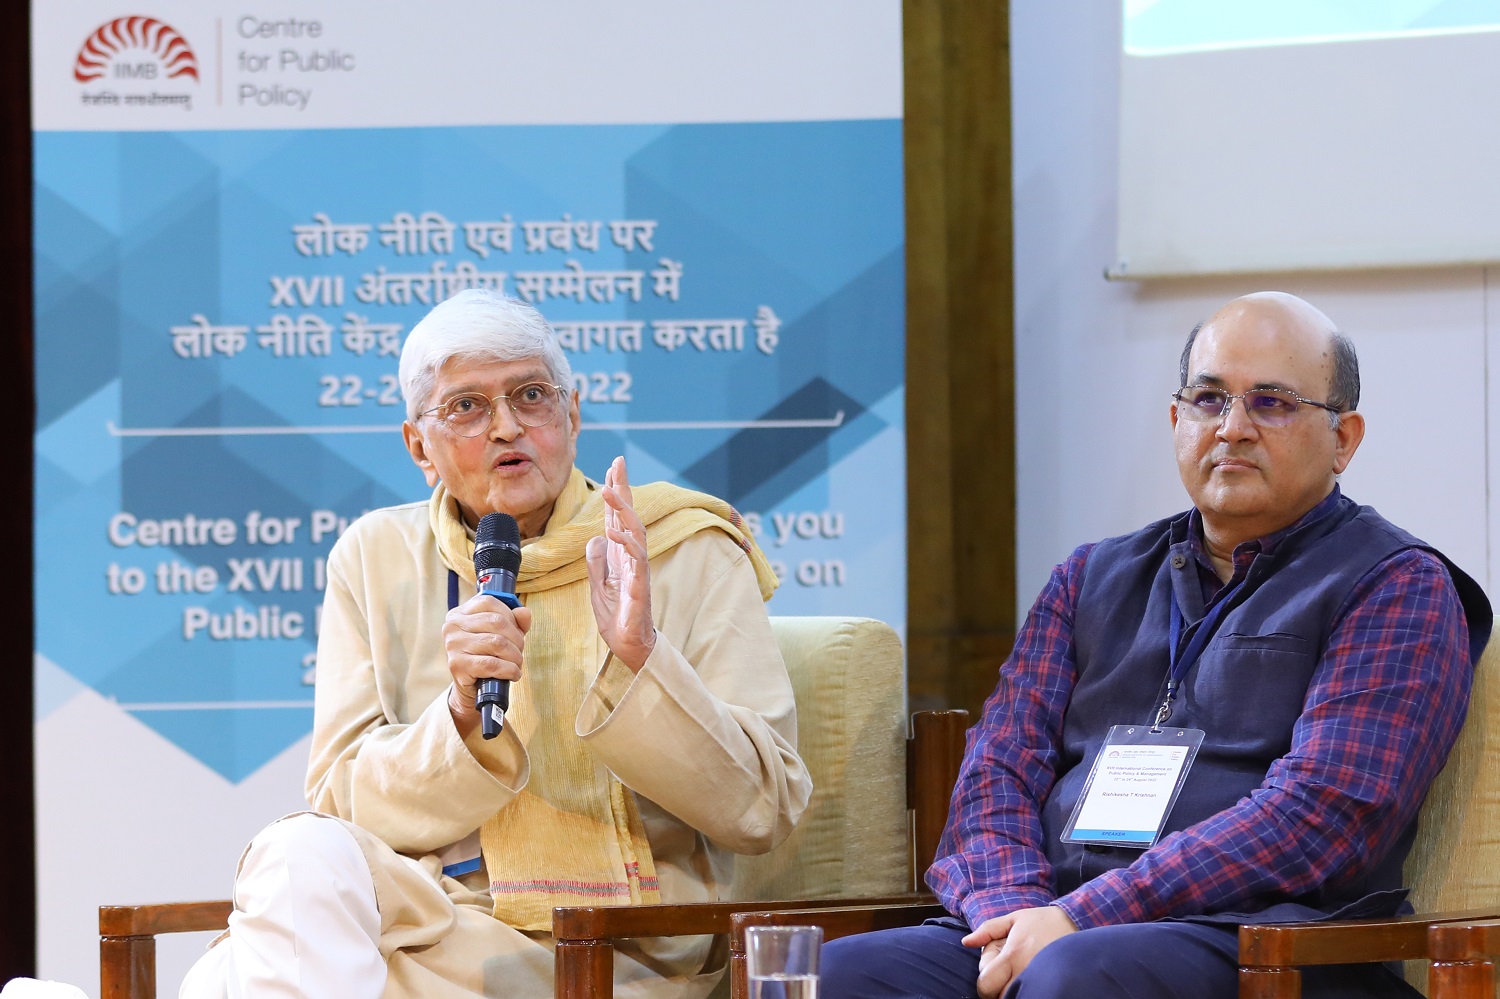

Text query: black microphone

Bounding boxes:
[473,512,522,739]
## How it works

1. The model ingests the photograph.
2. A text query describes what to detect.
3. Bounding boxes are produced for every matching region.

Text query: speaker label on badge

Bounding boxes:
[1061,725,1204,848]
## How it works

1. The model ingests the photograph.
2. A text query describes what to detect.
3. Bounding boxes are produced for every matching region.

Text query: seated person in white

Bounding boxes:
[181,289,812,999]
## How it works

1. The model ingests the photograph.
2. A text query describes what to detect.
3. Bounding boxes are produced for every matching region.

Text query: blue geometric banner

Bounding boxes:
[35,121,905,781]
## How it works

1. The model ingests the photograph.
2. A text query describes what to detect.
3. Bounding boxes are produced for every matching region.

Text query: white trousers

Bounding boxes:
[179,814,386,999]
[180,812,722,999]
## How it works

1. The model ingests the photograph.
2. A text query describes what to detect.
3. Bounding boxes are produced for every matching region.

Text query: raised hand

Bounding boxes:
[585,456,656,672]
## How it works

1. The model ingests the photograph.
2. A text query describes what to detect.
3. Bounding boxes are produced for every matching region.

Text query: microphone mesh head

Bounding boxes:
[474,513,522,575]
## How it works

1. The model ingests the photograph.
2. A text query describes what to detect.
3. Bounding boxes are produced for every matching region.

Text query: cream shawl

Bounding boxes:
[430,469,776,929]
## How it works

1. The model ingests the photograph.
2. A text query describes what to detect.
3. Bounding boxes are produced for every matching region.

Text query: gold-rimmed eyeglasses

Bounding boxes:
[419,382,567,437]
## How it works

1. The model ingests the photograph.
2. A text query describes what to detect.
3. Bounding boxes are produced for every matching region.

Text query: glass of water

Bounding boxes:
[746,924,822,999]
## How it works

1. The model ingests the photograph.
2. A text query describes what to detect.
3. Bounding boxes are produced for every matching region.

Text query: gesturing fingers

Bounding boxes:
[585,533,616,617]
[601,484,649,564]
[589,456,656,672]
[611,453,634,506]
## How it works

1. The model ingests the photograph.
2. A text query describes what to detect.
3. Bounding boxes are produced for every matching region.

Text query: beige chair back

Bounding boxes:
[1403,631,1500,991]
[730,616,910,902]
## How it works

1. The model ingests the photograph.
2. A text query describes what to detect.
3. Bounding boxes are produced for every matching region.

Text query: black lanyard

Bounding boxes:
[448,570,459,610]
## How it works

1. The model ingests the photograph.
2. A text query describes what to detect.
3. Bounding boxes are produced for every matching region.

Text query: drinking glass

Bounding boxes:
[746,925,823,999]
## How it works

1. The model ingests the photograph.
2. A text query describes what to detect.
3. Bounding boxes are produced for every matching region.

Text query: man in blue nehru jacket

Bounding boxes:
[823,292,1491,999]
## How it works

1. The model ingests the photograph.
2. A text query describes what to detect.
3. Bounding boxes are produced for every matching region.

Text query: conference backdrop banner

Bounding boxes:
[31,3,904,984]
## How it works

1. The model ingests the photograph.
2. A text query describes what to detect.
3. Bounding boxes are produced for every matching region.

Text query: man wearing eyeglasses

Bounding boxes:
[181,290,810,999]
[823,292,1491,999]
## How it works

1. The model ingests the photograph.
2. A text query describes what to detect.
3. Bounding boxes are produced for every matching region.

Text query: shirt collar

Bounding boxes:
[1187,484,1343,565]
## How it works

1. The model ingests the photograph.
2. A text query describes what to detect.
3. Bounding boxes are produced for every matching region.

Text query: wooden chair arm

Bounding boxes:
[1430,918,1500,962]
[552,893,925,941]
[100,900,233,937]
[551,894,928,999]
[1240,907,1500,968]
[1427,919,1500,999]
[100,900,233,999]
[730,899,945,943]
[1237,907,1500,999]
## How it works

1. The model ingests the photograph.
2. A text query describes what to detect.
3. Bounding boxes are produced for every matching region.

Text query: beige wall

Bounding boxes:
[1012,5,1491,622]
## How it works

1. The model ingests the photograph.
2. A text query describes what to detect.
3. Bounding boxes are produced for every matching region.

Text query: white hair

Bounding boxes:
[398,290,573,420]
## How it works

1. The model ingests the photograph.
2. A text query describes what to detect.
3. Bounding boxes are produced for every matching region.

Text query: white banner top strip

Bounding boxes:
[34,0,902,131]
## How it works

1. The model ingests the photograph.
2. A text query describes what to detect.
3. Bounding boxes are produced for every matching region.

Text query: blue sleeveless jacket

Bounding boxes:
[1037,494,1490,920]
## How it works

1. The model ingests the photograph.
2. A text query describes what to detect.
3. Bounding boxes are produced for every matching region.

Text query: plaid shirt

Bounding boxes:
[929,499,1473,931]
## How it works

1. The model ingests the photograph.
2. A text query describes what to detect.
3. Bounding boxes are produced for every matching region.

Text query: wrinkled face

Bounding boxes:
[402,356,580,538]
[1171,298,1363,546]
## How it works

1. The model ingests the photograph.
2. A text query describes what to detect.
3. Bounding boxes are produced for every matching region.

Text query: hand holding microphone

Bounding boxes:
[443,513,529,739]
[473,514,523,738]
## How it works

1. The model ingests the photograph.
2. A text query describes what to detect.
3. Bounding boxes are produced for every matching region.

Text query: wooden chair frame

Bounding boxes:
[1426,918,1500,999]
[549,709,969,999]
[705,903,1500,999]
[554,894,933,999]
[99,900,232,999]
[1234,908,1500,998]
[97,710,968,999]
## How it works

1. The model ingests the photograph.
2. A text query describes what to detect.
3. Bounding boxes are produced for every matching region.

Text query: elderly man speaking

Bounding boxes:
[822,292,1491,999]
[181,290,811,998]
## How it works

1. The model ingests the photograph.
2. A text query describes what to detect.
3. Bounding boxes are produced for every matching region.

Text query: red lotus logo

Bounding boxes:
[74,16,199,84]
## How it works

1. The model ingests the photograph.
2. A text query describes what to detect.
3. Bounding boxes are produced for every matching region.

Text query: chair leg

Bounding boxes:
[555,938,613,999]
[100,934,156,999]
[1238,965,1301,999]
[1428,958,1495,999]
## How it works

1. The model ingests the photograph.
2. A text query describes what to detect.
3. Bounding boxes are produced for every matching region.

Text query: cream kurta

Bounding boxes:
[301,485,810,999]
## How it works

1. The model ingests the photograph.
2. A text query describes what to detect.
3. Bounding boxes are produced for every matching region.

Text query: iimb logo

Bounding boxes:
[74,16,198,109]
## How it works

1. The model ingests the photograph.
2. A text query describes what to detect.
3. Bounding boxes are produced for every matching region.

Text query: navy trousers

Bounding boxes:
[820,919,1423,999]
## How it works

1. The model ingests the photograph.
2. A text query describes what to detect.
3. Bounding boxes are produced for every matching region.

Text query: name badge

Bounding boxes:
[1061,724,1204,848]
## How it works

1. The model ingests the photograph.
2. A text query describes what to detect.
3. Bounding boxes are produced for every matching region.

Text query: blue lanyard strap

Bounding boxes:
[448,569,459,611]
[1155,568,1246,729]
